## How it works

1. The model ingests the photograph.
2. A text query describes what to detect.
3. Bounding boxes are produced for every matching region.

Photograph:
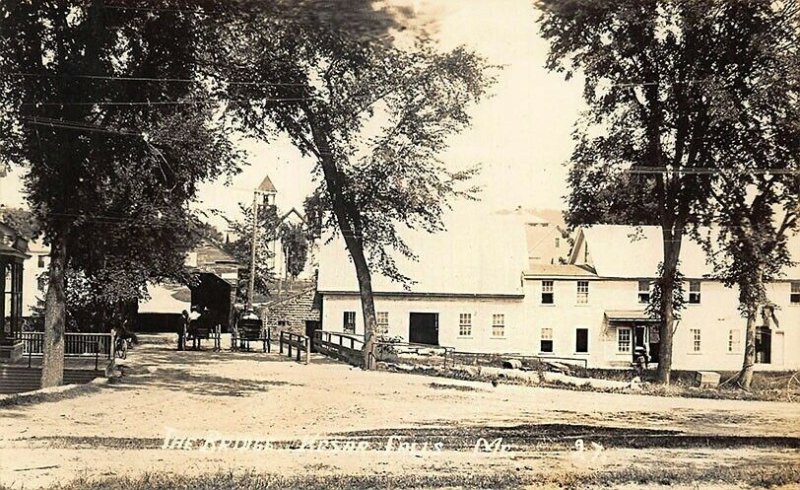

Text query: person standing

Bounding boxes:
[178,310,189,351]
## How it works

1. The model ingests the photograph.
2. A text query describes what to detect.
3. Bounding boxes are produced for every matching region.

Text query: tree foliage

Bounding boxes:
[537,0,800,383]
[0,1,242,384]
[224,202,279,302]
[219,8,495,367]
[279,221,309,279]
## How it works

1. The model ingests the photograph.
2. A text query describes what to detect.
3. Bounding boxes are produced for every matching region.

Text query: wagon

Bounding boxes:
[186,318,222,351]
[234,311,270,352]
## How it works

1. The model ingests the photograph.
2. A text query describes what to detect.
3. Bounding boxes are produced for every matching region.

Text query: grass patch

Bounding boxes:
[0,381,104,408]
[428,382,481,392]
[9,462,800,489]
[386,363,797,403]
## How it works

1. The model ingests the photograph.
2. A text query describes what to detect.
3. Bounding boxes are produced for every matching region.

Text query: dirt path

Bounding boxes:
[1,335,798,488]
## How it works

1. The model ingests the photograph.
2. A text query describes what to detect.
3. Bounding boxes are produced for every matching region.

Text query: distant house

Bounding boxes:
[317,217,800,371]
[138,239,239,332]
[22,238,48,317]
[495,208,571,266]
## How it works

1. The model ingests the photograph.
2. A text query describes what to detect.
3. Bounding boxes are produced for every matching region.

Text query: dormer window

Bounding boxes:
[638,280,650,303]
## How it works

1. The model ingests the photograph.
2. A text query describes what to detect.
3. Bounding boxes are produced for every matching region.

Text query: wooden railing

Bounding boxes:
[15,331,112,371]
[279,331,311,364]
[17,332,113,359]
[313,331,365,367]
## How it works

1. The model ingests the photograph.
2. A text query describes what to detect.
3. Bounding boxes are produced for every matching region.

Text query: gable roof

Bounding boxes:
[570,225,800,280]
[570,225,710,278]
[317,211,527,296]
[258,175,277,194]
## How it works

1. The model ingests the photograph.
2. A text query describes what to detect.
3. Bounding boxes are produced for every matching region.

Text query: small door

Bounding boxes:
[575,328,588,353]
[756,326,772,364]
[409,313,439,345]
[306,321,321,352]
[647,324,660,364]
[633,325,647,362]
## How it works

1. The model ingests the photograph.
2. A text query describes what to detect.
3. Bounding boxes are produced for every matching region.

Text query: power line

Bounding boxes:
[622,167,800,175]
[21,117,198,143]
[21,97,311,107]
[611,79,709,88]
[9,72,309,87]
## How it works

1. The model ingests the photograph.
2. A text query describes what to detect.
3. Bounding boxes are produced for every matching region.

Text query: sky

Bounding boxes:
[0,0,585,233]
[193,0,585,231]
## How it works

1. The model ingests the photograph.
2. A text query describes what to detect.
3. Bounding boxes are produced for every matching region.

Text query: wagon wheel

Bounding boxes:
[787,372,800,402]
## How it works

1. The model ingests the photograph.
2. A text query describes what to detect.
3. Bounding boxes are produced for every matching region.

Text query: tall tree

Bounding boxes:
[278,221,309,280]
[224,202,279,302]
[221,9,494,368]
[698,182,799,390]
[0,1,240,386]
[537,0,800,383]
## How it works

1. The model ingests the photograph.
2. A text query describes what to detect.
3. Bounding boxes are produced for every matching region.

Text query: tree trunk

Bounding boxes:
[41,230,67,388]
[304,106,378,370]
[656,226,683,385]
[347,241,378,370]
[737,310,757,390]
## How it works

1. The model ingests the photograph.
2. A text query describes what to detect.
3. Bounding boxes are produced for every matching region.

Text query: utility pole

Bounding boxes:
[247,189,261,309]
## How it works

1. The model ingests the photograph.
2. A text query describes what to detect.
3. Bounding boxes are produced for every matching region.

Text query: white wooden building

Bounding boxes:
[317,219,800,371]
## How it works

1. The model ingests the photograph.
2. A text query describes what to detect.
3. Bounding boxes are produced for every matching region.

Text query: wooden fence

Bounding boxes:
[17,331,114,358]
[278,331,311,364]
[313,331,365,367]
[15,331,113,370]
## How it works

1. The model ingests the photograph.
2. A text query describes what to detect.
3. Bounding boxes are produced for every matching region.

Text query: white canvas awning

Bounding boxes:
[139,283,191,314]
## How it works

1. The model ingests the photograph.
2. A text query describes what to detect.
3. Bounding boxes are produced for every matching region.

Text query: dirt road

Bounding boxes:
[1,335,798,489]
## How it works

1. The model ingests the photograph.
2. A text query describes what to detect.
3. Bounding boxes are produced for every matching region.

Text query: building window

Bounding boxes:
[638,280,650,303]
[690,328,701,352]
[376,311,389,335]
[791,282,800,304]
[728,329,741,353]
[492,314,505,337]
[576,281,589,304]
[541,281,554,304]
[277,320,289,327]
[618,327,631,353]
[458,313,472,337]
[689,281,701,304]
[343,311,356,334]
[37,255,46,268]
[540,327,553,353]
[575,328,588,353]
[555,237,560,248]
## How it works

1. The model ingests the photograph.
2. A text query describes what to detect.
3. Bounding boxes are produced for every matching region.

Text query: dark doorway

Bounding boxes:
[190,273,233,332]
[632,324,660,364]
[306,321,321,352]
[409,313,439,345]
[756,326,772,364]
[575,328,588,353]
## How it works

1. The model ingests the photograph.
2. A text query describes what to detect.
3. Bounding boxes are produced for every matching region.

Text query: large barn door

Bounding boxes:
[409,313,439,346]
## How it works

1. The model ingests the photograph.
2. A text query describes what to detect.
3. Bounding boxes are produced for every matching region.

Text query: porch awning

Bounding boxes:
[604,310,659,323]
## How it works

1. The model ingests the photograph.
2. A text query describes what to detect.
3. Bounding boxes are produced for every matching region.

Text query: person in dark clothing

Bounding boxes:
[178,310,189,351]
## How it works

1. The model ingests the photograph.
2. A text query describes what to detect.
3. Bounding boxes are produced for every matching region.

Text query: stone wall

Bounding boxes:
[261,283,321,337]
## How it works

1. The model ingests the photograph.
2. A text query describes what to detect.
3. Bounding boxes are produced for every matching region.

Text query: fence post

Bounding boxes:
[296,337,301,362]
[305,336,310,365]
[110,329,117,360]
[288,334,293,359]
[279,331,284,354]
